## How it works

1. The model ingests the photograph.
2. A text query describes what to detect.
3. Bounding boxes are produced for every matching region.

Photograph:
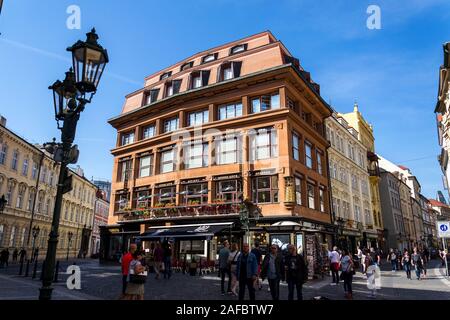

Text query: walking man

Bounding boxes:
[163,241,173,279]
[12,248,18,263]
[236,243,258,301]
[121,243,137,298]
[19,248,27,263]
[284,244,307,300]
[261,244,284,300]
[387,248,397,271]
[218,240,232,295]
[328,246,340,285]
[153,242,164,279]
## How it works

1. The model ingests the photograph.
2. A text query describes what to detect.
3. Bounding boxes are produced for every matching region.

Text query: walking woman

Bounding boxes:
[411,247,424,280]
[401,249,412,280]
[125,250,147,300]
[340,249,354,300]
[228,243,241,296]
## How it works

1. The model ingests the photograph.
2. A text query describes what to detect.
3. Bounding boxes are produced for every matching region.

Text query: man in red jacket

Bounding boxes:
[121,243,137,298]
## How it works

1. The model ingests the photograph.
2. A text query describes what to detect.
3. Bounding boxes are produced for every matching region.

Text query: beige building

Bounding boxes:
[326,112,376,252]
[0,117,97,260]
[341,104,385,249]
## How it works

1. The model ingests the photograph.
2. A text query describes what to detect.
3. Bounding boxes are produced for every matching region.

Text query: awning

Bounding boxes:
[136,222,234,240]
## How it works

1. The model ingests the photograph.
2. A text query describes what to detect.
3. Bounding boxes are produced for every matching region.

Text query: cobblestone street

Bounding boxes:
[1,259,449,300]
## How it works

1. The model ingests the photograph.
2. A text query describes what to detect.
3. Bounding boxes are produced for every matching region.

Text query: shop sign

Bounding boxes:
[212,174,241,181]
[155,181,175,188]
[250,168,276,176]
[181,178,206,185]
[109,228,120,233]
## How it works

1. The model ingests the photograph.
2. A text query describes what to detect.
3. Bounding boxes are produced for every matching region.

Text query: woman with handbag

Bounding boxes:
[125,250,147,300]
[340,249,354,300]
[228,243,241,296]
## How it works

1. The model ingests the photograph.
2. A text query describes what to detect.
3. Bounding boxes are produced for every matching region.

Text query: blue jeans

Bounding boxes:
[391,260,397,271]
[414,266,422,279]
[404,263,411,279]
[164,256,172,279]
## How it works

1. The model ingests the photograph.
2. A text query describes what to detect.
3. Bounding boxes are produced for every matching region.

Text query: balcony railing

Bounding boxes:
[117,202,242,221]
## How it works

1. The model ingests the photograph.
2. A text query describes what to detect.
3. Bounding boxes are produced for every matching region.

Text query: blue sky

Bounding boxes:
[0,0,449,198]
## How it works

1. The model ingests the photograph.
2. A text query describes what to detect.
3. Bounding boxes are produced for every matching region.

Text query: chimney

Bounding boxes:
[0,116,6,127]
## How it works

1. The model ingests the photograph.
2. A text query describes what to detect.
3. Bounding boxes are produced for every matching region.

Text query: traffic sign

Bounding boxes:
[437,221,450,238]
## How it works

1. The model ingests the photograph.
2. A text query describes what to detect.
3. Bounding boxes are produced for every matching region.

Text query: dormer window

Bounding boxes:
[160,71,172,81]
[201,53,218,64]
[189,70,210,89]
[180,61,194,71]
[165,79,182,97]
[218,61,242,82]
[230,44,247,55]
[144,88,160,105]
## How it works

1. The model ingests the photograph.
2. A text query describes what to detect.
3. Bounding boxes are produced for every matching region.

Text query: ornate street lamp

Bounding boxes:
[39,28,108,301]
[67,28,109,96]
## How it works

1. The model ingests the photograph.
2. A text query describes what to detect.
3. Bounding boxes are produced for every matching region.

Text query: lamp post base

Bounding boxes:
[39,286,53,300]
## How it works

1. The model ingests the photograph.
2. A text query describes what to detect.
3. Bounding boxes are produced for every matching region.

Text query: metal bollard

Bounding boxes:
[24,259,30,277]
[19,259,24,275]
[39,261,46,281]
[54,261,59,283]
[32,259,38,279]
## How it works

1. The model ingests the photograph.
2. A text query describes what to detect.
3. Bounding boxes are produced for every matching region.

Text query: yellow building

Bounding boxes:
[0,117,97,260]
[340,103,385,249]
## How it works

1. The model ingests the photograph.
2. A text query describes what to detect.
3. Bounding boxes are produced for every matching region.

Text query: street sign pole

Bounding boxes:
[443,237,449,277]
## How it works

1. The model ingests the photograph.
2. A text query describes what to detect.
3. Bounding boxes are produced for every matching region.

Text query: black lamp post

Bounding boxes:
[39,28,108,301]
[66,231,73,261]
[31,226,40,262]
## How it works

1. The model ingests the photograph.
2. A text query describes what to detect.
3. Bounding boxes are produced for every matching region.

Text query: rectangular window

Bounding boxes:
[216,179,242,203]
[118,159,132,182]
[219,61,242,81]
[32,162,38,180]
[165,79,181,97]
[164,117,179,133]
[252,176,279,204]
[351,175,358,190]
[251,93,280,113]
[295,177,302,205]
[305,141,313,168]
[22,159,29,176]
[190,70,210,89]
[27,190,35,211]
[182,183,208,205]
[188,110,209,126]
[218,102,242,120]
[216,137,239,165]
[142,125,155,140]
[145,89,159,105]
[139,154,153,178]
[0,144,7,165]
[316,150,323,175]
[11,150,18,170]
[161,149,175,173]
[121,132,134,146]
[292,132,300,161]
[251,128,278,161]
[319,188,325,212]
[157,186,176,204]
[307,183,315,209]
[184,143,208,169]
[16,188,24,209]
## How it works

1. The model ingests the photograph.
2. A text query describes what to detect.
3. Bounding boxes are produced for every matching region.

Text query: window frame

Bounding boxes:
[142,125,156,140]
[201,53,218,64]
[138,154,154,178]
[292,132,300,161]
[184,142,208,169]
[218,102,243,120]
[251,175,279,204]
[229,43,248,55]
[251,93,280,113]
[163,117,179,133]
[188,109,209,127]
[304,141,313,169]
